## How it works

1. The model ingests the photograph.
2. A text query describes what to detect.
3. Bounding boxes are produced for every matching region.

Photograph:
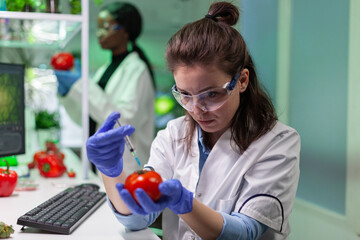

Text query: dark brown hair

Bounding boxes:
[165,1,277,153]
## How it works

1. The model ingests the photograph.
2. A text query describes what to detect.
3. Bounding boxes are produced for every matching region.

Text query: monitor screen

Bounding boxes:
[0,63,25,157]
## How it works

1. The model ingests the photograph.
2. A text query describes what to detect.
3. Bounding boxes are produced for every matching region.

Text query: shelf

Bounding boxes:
[0,11,82,50]
[0,11,83,22]
[0,19,81,49]
[0,1,90,179]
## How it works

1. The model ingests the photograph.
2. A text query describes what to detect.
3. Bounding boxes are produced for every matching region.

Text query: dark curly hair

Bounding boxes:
[101,2,155,89]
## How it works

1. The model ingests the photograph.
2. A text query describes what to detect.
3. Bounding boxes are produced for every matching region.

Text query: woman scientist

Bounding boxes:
[86,1,300,239]
[56,2,155,173]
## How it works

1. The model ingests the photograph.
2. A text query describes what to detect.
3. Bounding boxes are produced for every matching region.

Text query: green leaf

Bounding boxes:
[0,231,7,238]
[94,0,104,6]
[0,221,14,238]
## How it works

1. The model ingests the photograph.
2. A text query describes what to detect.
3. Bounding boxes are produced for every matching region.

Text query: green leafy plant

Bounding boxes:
[6,0,37,12]
[93,0,103,6]
[0,221,14,239]
[69,0,104,14]
[6,0,104,13]
[35,111,60,129]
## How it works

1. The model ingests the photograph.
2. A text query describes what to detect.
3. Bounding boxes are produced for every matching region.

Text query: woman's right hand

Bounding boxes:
[86,112,135,177]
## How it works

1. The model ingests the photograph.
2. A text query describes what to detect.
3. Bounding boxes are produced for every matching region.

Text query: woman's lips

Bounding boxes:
[197,119,213,126]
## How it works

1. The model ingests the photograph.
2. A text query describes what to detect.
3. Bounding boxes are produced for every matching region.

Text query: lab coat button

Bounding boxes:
[197,193,202,197]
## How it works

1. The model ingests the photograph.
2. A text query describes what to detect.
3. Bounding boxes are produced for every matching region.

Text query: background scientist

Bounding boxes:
[55,1,155,173]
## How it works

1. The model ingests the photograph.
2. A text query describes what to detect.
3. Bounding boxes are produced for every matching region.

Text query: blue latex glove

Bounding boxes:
[86,111,135,177]
[54,59,81,96]
[116,179,193,215]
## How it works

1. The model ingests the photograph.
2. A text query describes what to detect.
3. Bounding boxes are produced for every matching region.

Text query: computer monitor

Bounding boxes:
[0,63,25,157]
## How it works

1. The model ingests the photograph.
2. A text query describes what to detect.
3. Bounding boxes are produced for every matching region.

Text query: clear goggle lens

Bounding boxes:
[96,24,123,38]
[171,74,240,112]
[172,83,233,112]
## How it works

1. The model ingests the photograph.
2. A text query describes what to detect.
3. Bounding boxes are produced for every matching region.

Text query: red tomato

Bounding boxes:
[51,52,74,70]
[27,161,36,169]
[67,170,76,178]
[124,170,163,203]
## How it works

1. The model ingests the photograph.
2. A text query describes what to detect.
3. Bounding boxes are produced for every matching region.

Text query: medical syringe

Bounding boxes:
[116,119,141,166]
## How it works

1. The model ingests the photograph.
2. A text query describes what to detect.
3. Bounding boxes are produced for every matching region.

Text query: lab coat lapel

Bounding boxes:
[196,129,241,207]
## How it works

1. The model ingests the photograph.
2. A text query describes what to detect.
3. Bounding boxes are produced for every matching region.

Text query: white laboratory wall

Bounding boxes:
[241,0,360,239]
[289,0,348,215]
[241,0,278,103]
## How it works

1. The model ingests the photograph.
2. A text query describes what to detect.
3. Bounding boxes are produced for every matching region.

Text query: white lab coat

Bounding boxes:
[146,116,300,240]
[61,52,155,173]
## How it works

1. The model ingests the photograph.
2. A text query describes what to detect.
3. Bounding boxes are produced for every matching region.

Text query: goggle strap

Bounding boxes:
[112,24,124,31]
[228,73,241,90]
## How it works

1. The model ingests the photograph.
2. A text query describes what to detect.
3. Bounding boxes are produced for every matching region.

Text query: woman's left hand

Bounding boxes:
[116,179,193,215]
[54,59,81,96]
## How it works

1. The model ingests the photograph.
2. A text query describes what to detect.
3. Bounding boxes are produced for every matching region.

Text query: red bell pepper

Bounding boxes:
[0,159,18,197]
[30,141,66,174]
[37,152,67,178]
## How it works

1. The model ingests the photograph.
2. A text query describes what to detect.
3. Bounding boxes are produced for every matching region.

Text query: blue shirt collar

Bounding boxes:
[198,125,210,154]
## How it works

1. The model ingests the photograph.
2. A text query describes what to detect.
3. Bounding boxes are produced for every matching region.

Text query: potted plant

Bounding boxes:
[6,0,37,12]
[69,0,104,14]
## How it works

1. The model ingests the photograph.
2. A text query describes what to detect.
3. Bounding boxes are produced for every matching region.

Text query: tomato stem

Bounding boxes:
[136,170,145,175]
[2,159,10,174]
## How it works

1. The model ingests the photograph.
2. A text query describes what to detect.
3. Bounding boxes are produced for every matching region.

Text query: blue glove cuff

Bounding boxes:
[55,70,80,96]
[96,159,123,177]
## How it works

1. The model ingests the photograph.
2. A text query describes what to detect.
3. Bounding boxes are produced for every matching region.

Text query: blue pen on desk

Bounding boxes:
[116,119,141,166]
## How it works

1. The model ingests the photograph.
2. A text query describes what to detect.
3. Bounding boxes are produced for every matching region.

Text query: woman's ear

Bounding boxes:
[238,69,249,93]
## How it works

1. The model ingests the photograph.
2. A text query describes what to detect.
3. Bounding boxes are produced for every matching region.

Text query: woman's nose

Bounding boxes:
[192,101,207,114]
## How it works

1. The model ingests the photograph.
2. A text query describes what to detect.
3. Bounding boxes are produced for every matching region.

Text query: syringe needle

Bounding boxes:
[116,119,141,166]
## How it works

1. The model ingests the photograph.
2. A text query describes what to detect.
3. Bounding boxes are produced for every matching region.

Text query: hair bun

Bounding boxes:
[207,1,239,26]
[205,13,218,22]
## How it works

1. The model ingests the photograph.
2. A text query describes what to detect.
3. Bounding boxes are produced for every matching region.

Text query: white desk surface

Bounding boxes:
[1,149,160,240]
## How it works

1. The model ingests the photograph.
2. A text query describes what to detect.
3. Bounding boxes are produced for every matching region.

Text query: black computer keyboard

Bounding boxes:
[17,183,107,234]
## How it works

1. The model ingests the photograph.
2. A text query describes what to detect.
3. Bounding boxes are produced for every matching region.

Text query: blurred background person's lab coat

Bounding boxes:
[54,1,155,173]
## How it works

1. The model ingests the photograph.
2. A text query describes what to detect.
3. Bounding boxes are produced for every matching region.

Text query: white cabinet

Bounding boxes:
[0,1,90,178]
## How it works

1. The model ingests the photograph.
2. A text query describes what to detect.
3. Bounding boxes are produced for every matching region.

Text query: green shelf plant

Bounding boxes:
[69,0,104,14]
[5,0,104,14]
[6,0,38,12]
[34,110,60,130]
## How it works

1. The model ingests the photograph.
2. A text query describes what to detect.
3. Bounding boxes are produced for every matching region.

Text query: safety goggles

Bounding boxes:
[171,74,240,112]
[96,24,124,37]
